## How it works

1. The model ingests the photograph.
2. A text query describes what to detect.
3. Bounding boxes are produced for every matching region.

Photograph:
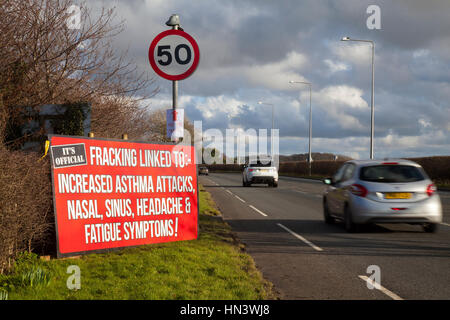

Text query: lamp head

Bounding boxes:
[166,14,181,27]
[341,36,350,41]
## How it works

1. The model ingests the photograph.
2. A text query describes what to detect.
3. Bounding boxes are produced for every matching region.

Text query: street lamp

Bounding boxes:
[341,36,375,159]
[257,101,274,161]
[289,80,312,176]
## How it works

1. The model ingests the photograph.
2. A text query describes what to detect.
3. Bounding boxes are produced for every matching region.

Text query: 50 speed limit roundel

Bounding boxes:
[149,29,200,81]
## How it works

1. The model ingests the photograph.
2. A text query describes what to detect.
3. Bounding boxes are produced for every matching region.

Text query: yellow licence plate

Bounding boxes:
[384,192,412,199]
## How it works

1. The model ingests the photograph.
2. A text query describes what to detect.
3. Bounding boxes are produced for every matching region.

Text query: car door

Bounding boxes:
[334,163,356,216]
[327,164,347,214]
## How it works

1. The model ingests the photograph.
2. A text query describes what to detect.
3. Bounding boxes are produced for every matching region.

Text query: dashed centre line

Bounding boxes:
[277,223,323,252]
[249,205,268,217]
[358,276,404,300]
[223,188,246,203]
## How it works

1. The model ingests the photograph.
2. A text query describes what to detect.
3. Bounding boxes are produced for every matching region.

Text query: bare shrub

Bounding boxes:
[0,0,162,271]
[0,148,53,274]
[142,108,196,143]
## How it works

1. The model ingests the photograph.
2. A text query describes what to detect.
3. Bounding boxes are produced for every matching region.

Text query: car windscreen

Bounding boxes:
[359,165,425,183]
[249,161,272,167]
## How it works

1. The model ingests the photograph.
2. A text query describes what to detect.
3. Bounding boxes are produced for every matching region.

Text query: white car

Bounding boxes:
[323,159,443,233]
[243,161,278,187]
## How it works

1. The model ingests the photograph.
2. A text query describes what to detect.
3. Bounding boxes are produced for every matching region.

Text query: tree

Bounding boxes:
[143,108,195,144]
[0,0,159,143]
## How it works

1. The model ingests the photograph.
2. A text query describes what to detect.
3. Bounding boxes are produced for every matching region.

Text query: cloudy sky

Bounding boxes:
[89,0,449,159]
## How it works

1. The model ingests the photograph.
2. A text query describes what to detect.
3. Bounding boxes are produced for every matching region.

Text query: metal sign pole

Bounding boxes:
[172,23,179,143]
[151,14,199,143]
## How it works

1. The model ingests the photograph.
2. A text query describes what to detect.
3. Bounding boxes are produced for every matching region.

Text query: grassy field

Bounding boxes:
[0,185,274,300]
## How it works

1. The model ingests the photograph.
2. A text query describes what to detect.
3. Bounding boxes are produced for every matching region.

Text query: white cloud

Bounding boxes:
[332,42,372,65]
[316,85,368,109]
[297,85,370,132]
[195,95,245,119]
[324,59,349,73]
[245,51,308,90]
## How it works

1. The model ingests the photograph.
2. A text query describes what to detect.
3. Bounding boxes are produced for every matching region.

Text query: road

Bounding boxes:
[200,173,450,300]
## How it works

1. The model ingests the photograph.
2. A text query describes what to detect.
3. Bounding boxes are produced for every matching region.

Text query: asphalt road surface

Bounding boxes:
[200,173,450,300]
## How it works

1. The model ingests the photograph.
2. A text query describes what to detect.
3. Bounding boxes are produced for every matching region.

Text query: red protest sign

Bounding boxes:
[49,135,198,257]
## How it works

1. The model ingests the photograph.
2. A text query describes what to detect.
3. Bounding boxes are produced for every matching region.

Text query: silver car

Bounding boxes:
[322,159,442,233]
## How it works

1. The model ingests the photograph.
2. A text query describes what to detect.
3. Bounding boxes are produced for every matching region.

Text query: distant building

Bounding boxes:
[5,103,91,152]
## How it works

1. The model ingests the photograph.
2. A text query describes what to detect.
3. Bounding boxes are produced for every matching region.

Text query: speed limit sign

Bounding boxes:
[148,29,200,81]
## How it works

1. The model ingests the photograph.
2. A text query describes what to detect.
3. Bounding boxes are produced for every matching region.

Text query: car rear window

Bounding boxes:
[249,161,272,167]
[359,165,425,183]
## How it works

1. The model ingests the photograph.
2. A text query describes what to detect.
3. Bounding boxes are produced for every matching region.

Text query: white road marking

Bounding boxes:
[358,275,404,300]
[277,223,323,252]
[249,205,268,217]
[224,188,246,203]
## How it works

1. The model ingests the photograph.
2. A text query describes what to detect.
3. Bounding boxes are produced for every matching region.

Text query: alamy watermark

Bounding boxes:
[171,121,280,167]
[365,265,381,289]
[66,5,81,30]
[366,5,381,30]
[66,265,81,290]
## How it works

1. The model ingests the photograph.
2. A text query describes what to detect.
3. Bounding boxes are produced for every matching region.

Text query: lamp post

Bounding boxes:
[341,36,375,159]
[257,101,274,161]
[289,80,312,176]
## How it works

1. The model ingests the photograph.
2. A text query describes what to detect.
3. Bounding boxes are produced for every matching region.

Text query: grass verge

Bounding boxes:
[0,185,274,300]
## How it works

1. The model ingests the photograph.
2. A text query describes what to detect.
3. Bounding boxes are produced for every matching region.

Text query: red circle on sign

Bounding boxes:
[149,29,200,81]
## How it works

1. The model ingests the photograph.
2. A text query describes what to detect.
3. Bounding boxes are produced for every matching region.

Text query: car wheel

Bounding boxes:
[344,205,358,233]
[272,181,278,188]
[423,223,438,233]
[323,199,334,224]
